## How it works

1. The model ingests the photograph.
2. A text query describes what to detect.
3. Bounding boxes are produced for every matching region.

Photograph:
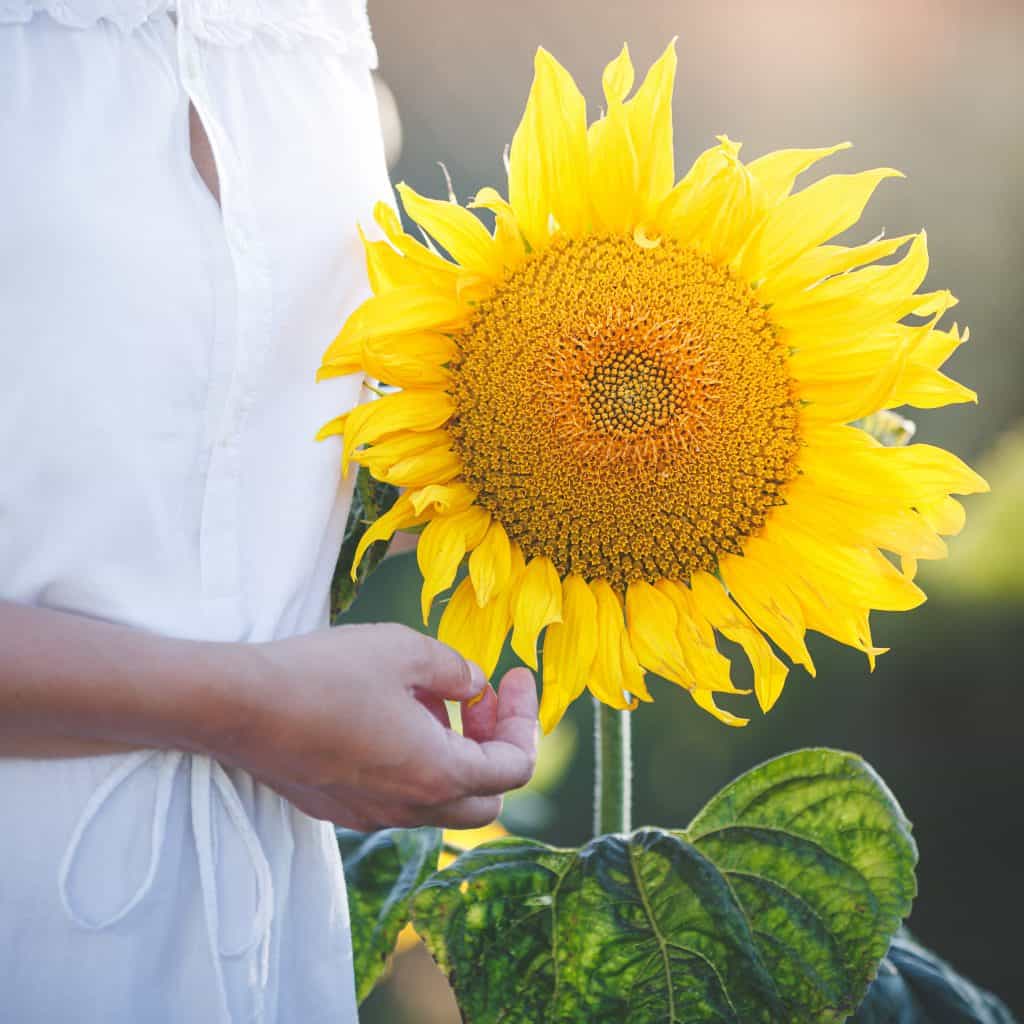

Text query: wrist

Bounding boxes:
[176,639,280,766]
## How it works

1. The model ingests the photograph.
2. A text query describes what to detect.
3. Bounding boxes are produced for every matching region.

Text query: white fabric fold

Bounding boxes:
[59,751,276,1024]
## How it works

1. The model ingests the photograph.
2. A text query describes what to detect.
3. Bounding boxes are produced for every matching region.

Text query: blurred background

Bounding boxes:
[354,0,1024,1018]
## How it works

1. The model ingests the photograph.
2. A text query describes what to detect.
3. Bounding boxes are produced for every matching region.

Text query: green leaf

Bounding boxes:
[853,930,1018,1024]
[337,826,442,1002]
[687,747,918,1021]
[411,748,917,1023]
[330,466,401,622]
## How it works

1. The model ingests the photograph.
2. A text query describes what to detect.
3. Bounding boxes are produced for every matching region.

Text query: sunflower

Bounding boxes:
[317,42,987,733]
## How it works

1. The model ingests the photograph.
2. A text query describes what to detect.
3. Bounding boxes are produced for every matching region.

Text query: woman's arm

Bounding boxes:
[0,600,538,829]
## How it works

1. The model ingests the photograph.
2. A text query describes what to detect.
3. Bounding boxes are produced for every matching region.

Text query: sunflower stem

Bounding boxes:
[593,698,632,836]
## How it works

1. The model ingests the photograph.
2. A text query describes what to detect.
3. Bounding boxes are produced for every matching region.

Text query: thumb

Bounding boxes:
[413,638,488,703]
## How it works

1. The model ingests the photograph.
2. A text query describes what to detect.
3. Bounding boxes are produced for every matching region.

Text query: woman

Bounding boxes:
[0,2,538,1020]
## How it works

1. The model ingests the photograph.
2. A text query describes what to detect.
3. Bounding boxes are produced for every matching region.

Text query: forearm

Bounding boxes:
[0,599,260,758]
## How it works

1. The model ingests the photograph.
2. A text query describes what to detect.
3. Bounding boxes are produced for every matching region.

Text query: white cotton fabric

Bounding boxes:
[0,2,391,1020]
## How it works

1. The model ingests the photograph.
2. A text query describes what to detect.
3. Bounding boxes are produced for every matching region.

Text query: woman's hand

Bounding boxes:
[231,623,538,830]
[0,601,538,830]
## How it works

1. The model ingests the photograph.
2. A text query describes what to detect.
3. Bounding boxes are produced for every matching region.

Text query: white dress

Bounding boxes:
[0,2,390,1020]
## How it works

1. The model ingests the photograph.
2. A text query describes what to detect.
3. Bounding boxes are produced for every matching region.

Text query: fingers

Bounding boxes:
[461,682,497,743]
[446,667,538,797]
[490,668,539,755]
[419,794,503,830]
[412,635,488,703]
[418,692,453,729]
[273,779,502,832]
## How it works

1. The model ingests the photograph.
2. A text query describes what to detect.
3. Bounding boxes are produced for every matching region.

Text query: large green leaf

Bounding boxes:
[687,748,918,1021]
[330,466,401,623]
[411,748,917,1023]
[337,826,442,1002]
[853,931,1018,1024]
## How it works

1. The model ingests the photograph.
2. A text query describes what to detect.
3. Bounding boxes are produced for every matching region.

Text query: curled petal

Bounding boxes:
[510,556,563,670]
[438,577,511,679]
[417,507,490,624]
[350,492,428,581]
[469,519,514,607]
[690,571,789,713]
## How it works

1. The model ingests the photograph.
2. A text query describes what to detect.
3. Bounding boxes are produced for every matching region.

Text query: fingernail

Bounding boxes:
[468,661,487,694]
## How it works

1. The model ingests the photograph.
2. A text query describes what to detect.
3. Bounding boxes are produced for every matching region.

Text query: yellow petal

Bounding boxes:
[742,167,903,280]
[358,223,453,295]
[341,390,454,473]
[380,445,462,488]
[655,136,758,264]
[316,330,363,380]
[360,332,457,390]
[468,519,514,607]
[746,142,851,209]
[624,580,692,687]
[780,288,949,359]
[779,231,930,322]
[891,366,978,409]
[782,477,947,562]
[350,492,429,580]
[689,571,789,713]
[469,187,528,273]
[912,322,968,371]
[587,44,640,232]
[396,182,505,280]
[798,333,916,424]
[438,577,511,678]
[601,43,635,103]
[408,482,477,517]
[689,688,749,727]
[765,517,926,613]
[588,87,639,233]
[589,579,642,710]
[799,436,989,506]
[624,39,677,217]
[761,233,916,307]
[417,507,491,624]
[789,309,936,383]
[323,285,466,364]
[719,551,815,674]
[539,575,597,733]
[510,556,563,670]
[508,48,589,246]
[654,580,748,695]
[756,555,888,669]
[357,429,450,476]
[315,412,350,442]
[373,200,459,278]
[918,495,966,537]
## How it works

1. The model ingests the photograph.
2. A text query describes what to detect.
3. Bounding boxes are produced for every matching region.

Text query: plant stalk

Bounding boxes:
[593,697,632,836]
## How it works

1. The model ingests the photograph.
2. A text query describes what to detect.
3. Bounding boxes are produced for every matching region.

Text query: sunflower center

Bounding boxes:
[448,234,800,590]
[583,350,678,435]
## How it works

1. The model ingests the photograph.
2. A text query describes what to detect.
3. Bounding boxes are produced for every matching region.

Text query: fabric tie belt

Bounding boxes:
[58,750,275,1024]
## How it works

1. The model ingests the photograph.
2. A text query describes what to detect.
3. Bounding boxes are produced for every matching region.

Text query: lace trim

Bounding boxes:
[0,0,165,31]
[0,0,378,63]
